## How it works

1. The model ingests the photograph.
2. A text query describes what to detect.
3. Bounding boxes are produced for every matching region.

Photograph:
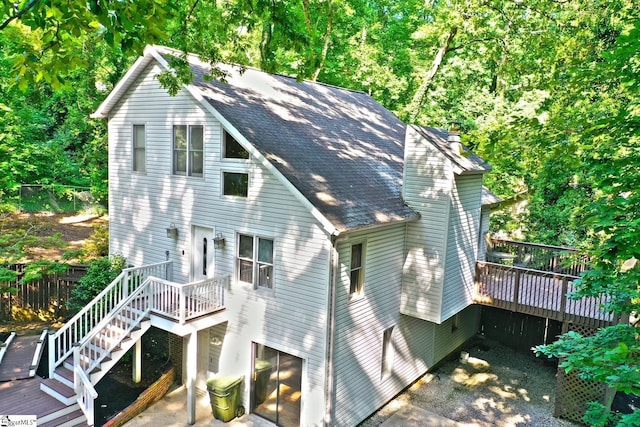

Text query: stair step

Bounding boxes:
[39,408,86,427]
[38,403,83,425]
[54,366,75,388]
[40,378,76,405]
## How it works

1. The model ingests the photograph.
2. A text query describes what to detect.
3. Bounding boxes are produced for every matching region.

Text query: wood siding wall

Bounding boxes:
[441,175,483,321]
[400,127,452,322]
[107,62,332,426]
[333,224,435,427]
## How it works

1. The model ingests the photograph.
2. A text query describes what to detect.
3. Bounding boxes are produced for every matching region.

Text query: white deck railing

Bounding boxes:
[148,276,228,323]
[74,363,97,426]
[48,261,171,377]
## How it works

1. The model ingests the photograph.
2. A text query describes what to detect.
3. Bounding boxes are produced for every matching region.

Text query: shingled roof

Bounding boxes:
[94,45,492,233]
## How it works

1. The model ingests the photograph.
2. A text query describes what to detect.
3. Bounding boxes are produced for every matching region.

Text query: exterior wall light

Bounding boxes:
[166,223,179,239]
[214,232,225,249]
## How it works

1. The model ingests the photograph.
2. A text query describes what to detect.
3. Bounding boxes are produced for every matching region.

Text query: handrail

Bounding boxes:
[74,364,98,426]
[488,237,589,276]
[49,261,171,377]
[28,329,49,377]
[0,331,16,365]
[475,261,614,327]
[148,275,228,323]
[76,279,152,377]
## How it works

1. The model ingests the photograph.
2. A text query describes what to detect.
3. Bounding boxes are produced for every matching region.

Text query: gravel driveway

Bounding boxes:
[359,337,579,427]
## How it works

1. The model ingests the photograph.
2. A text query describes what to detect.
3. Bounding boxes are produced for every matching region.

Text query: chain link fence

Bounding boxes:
[18,184,101,212]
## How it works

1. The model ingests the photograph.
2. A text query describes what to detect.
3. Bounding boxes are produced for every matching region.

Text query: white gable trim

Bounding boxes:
[134,46,338,237]
[90,46,157,119]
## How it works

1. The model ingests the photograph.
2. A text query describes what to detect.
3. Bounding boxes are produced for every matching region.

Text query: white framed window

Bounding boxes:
[382,326,395,378]
[237,233,274,289]
[349,242,365,298]
[132,124,146,172]
[173,125,203,176]
[223,171,249,197]
[223,130,249,159]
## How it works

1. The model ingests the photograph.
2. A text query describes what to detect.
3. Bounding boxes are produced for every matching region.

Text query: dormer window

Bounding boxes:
[223,131,249,159]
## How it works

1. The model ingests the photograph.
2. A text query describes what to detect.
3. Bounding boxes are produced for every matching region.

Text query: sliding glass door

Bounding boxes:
[252,343,302,426]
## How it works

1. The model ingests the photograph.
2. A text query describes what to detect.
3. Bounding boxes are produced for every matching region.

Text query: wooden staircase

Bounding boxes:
[39,260,228,426]
[41,261,170,426]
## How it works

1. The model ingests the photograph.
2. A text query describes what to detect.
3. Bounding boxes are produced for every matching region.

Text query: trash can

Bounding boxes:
[207,376,245,422]
[254,359,272,405]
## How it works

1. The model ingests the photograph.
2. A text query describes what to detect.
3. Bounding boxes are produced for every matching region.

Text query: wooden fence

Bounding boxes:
[0,264,87,320]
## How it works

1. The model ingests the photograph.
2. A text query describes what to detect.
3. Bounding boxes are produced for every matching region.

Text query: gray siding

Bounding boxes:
[478,205,491,261]
[441,175,483,320]
[332,224,436,427]
[400,127,453,322]
[432,305,480,364]
[107,62,332,426]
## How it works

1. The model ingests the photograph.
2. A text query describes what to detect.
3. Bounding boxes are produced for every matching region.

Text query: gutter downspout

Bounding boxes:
[324,231,347,427]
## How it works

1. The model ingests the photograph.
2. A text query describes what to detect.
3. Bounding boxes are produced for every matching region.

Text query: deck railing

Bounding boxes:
[148,276,228,323]
[48,261,171,377]
[74,363,97,426]
[475,261,615,328]
[487,237,590,277]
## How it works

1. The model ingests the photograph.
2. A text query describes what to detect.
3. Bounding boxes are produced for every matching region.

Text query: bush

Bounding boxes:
[67,255,126,315]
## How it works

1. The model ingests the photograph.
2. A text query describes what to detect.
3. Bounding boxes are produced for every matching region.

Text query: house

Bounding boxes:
[84,45,493,426]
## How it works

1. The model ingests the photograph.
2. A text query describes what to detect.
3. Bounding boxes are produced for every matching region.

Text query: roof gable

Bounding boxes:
[93,45,491,234]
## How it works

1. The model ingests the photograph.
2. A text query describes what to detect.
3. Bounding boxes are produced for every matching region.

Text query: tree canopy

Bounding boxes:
[1,1,639,424]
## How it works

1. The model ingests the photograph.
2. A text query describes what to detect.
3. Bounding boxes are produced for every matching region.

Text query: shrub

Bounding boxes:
[67,255,126,315]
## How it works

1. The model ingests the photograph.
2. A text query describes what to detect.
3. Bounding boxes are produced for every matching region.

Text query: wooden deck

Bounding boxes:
[0,376,70,419]
[0,335,40,381]
[475,261,616,328]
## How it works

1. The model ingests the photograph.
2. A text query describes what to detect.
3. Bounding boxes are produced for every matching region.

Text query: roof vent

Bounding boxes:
[448,121,462,155]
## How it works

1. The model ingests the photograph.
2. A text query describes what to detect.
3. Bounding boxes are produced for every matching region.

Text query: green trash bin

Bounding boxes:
[254,359,273,405]
[206,376,245,422]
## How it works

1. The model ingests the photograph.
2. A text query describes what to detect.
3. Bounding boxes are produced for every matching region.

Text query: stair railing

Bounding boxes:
[75,278,152,379]
[49,261,171,377]
[73,356,98,426]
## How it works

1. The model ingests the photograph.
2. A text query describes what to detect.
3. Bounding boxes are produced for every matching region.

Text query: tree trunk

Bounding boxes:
[407,26,458,123]
[311,1,334,81]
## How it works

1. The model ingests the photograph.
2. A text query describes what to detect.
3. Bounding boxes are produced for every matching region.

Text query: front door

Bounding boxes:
[191,226,214,281]
[252,343,302,426]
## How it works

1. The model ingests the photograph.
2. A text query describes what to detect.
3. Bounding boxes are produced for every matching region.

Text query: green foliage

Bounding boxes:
[66,255,126,315]
[79,223,110,260]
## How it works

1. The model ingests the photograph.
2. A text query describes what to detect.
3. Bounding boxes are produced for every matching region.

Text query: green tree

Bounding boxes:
[66,255,126,315]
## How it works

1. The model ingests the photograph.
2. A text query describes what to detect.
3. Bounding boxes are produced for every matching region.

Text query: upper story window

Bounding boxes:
[349,242,365,298]
[223,131,249,159]
[132,125,146,172]
[173,125,203,177]
[223,172,249,197]
[237,233,274,289]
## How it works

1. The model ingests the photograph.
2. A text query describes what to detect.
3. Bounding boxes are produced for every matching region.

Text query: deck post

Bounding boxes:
[559,277,569,322]
[132,338,142,383]
[512,269,521,312]
[186,331,198,425]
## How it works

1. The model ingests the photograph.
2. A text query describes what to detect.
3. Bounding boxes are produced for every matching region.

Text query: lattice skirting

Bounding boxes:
[554,323,615,424]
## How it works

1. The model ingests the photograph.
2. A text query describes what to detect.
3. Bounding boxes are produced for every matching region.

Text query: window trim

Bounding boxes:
[236,232,275,290]
[222,130,250,160]
[172,124,204,177]
[222,170,249,198]
[381,326,395,379]
[132,124,146,173]
[348,241,366,299]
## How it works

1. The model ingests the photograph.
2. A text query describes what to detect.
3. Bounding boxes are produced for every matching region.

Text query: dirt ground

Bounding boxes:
[360,337,578,427]
[0,211,107,263]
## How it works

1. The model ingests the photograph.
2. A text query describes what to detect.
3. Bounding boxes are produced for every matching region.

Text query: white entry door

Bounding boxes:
[191,226,214,281]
